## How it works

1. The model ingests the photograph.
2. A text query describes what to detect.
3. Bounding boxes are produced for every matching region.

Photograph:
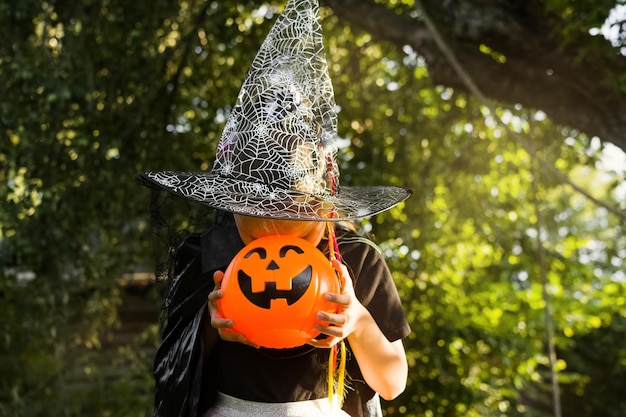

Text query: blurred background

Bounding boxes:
[1,0,625,416]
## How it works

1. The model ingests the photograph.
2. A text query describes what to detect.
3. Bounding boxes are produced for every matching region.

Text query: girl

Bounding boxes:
[141,0,412,415]
[202,214,409,416]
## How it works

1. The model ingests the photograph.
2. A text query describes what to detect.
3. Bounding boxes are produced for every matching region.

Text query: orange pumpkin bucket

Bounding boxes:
[219,235,339,348]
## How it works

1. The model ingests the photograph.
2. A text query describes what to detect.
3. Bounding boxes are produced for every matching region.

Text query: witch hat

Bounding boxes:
[140,0,411,220]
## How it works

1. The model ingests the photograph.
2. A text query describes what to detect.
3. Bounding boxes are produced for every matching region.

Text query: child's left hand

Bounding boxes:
[307,259,367,348]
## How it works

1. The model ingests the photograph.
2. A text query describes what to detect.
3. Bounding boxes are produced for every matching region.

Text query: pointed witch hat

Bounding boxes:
[140,0,411,221]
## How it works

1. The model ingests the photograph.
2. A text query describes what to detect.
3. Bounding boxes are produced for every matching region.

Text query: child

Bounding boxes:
[140,0,412,415]
[203,214,409,416]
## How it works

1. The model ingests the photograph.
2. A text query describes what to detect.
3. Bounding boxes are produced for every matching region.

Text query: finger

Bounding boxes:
[211,316,234,329]
[238,336,260,349]
[213,270,224,288]
[315,323,347,339]
[324,292,351,307]
[208,288,224,304]
[317,311,347,326]
[219,328,260,348]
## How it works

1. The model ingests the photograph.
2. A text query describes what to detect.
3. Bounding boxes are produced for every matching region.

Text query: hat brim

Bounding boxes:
[139,171,411,221]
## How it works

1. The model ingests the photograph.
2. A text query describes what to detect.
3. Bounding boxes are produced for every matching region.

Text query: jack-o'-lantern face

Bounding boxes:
[238,244,312,308]
[219,235,339,348]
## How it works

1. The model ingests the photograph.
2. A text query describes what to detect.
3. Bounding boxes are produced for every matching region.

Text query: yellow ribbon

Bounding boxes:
[326,222,346,408]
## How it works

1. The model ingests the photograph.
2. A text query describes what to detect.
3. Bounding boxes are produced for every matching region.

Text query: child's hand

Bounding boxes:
[208,270,259,348]
[307,259,367,348]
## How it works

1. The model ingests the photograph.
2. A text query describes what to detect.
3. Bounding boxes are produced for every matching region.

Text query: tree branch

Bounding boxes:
[322,0,626,153]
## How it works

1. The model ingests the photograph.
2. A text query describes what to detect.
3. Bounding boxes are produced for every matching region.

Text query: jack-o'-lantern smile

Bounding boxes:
[237,245,313,309]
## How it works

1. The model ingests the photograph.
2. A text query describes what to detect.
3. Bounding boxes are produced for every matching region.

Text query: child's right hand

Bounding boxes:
[207,270,259,348]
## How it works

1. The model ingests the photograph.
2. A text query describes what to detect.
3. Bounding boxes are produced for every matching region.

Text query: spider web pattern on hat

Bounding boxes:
[141,0,411,220]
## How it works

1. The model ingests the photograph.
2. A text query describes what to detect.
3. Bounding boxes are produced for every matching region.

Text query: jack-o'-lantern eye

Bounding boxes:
[244,247,267,259]
[280,245,304,257]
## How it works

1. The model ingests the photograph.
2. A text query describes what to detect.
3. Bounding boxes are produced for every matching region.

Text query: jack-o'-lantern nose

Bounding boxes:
[267,260,280,271]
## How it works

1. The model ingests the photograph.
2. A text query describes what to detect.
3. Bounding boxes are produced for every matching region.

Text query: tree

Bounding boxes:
[322,0,626,154]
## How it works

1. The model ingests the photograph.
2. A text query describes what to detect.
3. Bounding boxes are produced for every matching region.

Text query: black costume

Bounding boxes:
[152,214,411,417]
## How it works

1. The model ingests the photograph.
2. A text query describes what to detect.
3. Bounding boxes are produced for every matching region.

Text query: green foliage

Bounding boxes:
[324,7,626,415]
[1,1,625,416]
